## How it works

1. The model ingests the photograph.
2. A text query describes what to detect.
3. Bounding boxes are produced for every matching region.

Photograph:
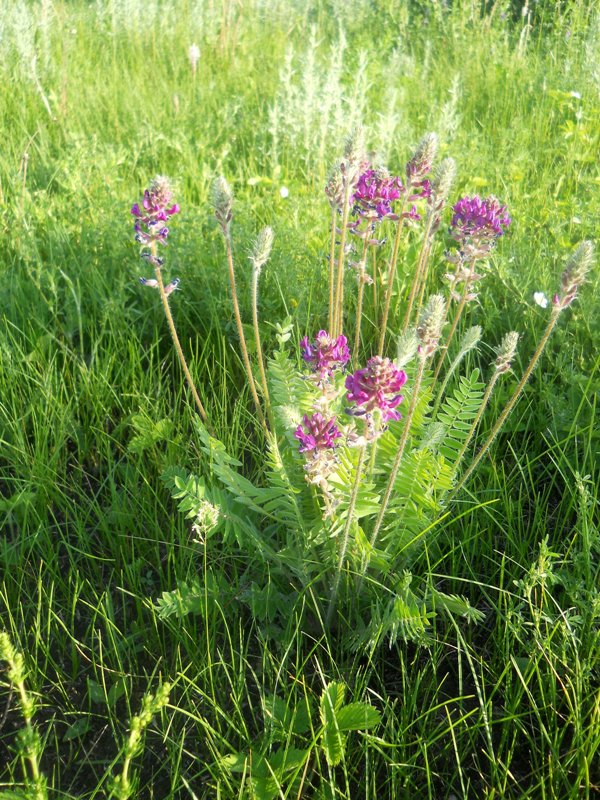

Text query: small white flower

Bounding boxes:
[533,291,548,309]
[279,186,289,199]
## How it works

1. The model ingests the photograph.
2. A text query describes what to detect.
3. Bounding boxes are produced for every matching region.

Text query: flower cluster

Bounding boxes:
[345,356,407,422]
[300,330,350,385]
[295,413,342,453]
[352,168,403,221]
[451,195,511,246]
[131,176,180,251]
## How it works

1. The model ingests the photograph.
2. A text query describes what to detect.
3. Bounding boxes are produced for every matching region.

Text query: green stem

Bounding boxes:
[327,444,367,626]
[452,307,561,495]
[378,197,408,355]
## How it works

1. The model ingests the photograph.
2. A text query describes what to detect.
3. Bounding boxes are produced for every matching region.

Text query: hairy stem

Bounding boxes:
[251,266,273,426]
[151,249,209,424]
[378,197,408,355]
[223,233,268,432]
[353,236,371,361]
[363,357,426,574]
[402,213,435,334]
[453,307,561,495]
[432,262,475,382]
[328,205,337,333]
[333,178,352,338]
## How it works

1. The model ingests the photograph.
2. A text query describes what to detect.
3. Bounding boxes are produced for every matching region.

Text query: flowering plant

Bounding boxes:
[135,133,593,646]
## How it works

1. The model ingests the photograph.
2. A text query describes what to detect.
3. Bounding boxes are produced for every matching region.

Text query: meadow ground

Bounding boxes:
[0,1,599,797]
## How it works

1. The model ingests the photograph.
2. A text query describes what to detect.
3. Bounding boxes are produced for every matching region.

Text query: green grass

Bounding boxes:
[1,0,599,797]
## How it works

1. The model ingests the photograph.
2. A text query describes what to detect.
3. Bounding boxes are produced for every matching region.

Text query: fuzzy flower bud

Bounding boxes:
[344,126,366,166]
[406,132,438,184]
[345,356,407,422]
[325,163,345,209]
[557,240,594,309]
[493,331,519,374]
[213,176,233,232]
[250,226,274,275]
[416,294,446,358]
[430,157,456,213]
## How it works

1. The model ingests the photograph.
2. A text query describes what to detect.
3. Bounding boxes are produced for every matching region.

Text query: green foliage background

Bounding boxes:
[0,0,598,797]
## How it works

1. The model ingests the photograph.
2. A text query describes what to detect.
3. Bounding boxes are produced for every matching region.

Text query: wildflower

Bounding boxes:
[139,277,180,295]
[345,356,407,422]
[451,195,511,246]
[279,186,289,199]
[352,168,403,221]
[295,412,342,453]
[300,330,350,384]
[132,177,180,259]
[131,176,180,227]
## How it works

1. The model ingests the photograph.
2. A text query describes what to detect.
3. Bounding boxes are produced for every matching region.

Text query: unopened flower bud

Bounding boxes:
[344,125,365,166]
[250,226,274,275]
[212,176,233,232]
[493,331,519,374]
[406,132,438,183]
[558,240,594,309]
[430,157,456,212]
[416,294,446,358]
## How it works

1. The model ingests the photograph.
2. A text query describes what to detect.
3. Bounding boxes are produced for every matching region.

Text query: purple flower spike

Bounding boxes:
[295,413,342,453]
[300,330,350,384]
[131,176,180,249]
[345,356,407,422]
[353,169,404,221]
[451,195,511,244]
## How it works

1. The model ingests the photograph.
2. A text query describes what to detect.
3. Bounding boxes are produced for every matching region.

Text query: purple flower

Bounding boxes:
[352,169,404,221]
[295,413,342,453]
[300,330,350,383]
[345,356,407,422]
[131,176,180,248]
[451,195,511,244]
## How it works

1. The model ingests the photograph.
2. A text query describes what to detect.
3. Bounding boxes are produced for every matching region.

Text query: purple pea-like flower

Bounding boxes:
[345,356,407,422]
[300,330,350,383]
[131,176,180,247]
[295,413,342,453]
[353,169,404,221]
[451,195,511,244]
